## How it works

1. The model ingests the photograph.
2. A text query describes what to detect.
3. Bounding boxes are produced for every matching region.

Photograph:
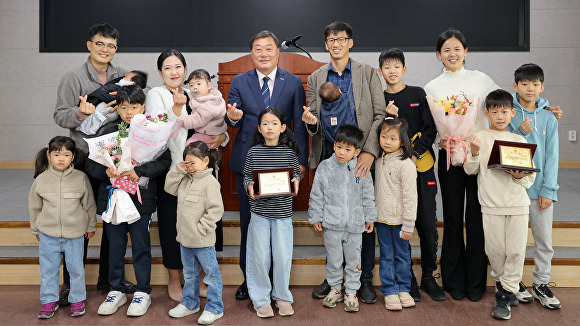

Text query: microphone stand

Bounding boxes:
[293,43,312,59]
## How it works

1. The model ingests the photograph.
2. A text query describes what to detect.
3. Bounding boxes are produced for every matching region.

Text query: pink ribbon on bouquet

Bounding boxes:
[168,121,184,139]
[446,136,468,171]
[111,175,142,204]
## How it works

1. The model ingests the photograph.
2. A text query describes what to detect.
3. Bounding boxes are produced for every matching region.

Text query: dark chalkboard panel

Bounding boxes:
[40,0,529,52]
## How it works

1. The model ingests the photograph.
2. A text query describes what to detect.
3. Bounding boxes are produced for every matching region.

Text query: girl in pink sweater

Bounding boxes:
[183,69,227,146]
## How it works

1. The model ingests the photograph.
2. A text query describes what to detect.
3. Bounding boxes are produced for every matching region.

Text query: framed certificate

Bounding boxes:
[252,168,297,198]
[487,140,540,172]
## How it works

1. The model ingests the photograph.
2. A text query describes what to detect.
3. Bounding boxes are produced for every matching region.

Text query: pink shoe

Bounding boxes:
[275,300,294,316]
[254,304,275,318]
[70,301,86,317]
[38,302,59,319]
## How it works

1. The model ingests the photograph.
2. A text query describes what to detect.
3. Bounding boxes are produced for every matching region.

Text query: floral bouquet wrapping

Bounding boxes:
[85,122,140,224]
[85,113,176,224]
[426,93,479,170]
[126,112,176,165]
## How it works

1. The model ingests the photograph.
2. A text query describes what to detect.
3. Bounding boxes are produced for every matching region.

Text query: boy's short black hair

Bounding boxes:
[129,70,148,89]
[324,21,353,39]
[88,22,119,41]
[379,48,405,68]
[485,89,513,110]
[115,85,146,105]
[514,63,544,83]
[335,125,364,150]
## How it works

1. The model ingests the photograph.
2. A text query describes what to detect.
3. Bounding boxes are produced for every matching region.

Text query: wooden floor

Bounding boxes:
[2,285,579,325]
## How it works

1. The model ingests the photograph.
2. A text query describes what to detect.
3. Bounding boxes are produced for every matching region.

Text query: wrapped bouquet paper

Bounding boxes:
[85,114,177,224]
[85,122,140,224]
[427,93,479,170]
[127,112,176,165]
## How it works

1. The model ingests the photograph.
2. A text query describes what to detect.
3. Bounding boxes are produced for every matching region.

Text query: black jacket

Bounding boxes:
[87,76,123,106]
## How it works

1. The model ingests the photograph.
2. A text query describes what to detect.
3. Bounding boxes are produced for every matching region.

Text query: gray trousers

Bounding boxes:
[324,229,362,294]
[529,198,554,284]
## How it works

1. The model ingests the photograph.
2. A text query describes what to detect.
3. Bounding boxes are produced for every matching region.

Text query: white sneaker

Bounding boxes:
[516,282,534,303]
[169,303,199,318]
[532,283,561,310]
[127,292,151,317]
[322,288,343,308]
[97,291,127,315]
[198,310,224,325]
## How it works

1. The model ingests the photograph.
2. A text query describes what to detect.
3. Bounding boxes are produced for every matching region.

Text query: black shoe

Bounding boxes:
[57,284,70,306]
[493,287,514,320]
[357,280,377,304]
[123,280,136,294]
[466,291,483,302]
[410,275,421,302]
[96,277,109,291]
[421,277,446,301]
[312,279,331,299]
[449,290,466,300]
[494,282,523,307]
[235,281,249,300]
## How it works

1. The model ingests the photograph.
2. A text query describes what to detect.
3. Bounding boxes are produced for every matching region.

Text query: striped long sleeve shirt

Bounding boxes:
[243,144,300,219]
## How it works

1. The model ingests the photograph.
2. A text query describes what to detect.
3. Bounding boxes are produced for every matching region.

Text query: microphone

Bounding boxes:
[281,35,303,49]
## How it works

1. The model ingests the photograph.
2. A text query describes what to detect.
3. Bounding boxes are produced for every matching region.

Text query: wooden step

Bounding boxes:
[2,221,580,247]
[3,220,580,287]
[2,244,580,287]
[1,256,579,287]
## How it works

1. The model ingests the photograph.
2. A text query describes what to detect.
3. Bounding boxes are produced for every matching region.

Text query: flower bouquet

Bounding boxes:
[427,93,479,170]
[85,121,130,168]
[85,122,140,224]
[85,113,176,224]
[126,112,176,165]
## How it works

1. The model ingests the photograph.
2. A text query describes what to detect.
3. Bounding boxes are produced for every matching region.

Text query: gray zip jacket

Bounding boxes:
[53,57,127,153]
[308,154,377,233]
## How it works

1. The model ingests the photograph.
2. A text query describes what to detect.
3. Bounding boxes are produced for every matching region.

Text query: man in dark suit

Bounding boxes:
[225,30,308,300]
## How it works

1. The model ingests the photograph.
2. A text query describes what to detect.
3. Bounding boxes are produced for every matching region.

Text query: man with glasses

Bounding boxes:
[303,21,385,304]
[54,22,126,153]
[53,22,130,305]
[226,30,309,301]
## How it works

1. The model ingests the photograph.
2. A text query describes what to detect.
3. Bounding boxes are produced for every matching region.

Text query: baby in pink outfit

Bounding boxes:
[183,69,227,145]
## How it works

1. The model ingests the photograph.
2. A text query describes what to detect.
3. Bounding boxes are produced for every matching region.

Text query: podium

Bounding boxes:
[217,53,325,211]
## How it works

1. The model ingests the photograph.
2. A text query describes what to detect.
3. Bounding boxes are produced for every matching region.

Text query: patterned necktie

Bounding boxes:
[261,76,270,108]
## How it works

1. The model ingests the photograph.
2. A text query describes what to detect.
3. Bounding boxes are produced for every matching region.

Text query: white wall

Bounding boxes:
[0,0,578,160]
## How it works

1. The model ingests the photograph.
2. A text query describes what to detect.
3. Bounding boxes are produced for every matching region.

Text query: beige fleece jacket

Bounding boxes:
[374,149,418,233]
[164,166,224,248]
[29,166,97,238]
[464,129,535,215]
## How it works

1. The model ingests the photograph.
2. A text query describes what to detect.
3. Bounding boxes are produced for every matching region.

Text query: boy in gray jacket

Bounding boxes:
[308,125,377,313]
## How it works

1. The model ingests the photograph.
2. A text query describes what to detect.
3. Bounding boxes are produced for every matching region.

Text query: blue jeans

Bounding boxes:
[376,223,412,296]
[180,245,223,314]
[246,213,293,308]
[39,233,85,304]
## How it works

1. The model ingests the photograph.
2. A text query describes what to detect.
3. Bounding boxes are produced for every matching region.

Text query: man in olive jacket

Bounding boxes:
[303,21,386,304]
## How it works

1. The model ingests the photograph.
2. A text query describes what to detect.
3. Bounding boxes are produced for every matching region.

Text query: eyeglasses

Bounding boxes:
[325,37,350,45]
[92,41,117,51]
